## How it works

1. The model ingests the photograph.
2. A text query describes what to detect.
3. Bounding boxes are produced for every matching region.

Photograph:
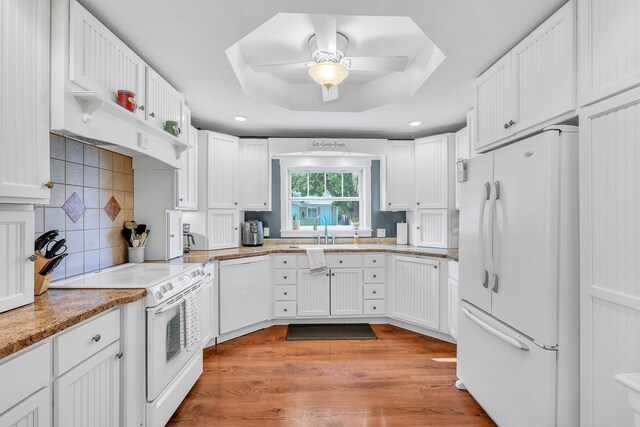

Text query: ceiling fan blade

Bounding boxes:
[342,56,409,72]
[252,62,310,72]
[322,85,339,102]
[311,15,337,53]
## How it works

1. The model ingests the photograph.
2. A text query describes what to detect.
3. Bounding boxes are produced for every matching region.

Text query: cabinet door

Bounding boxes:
[0,387,51,427]
[54,341,120,427]
[579,0,640,106]
[181,104,191,144]
[455,127,470,210]
[68,1,146,120]
[0,0,50,202]
[176,126,198,210]
[415,135,449,209]
[415,209,448,248]
[474,54,514,151]
[239,139,271,211]
[206,209,239,249]
[166,210,183,259]
[0,210,35,313]
[297,270,330,317]
[391,256,440,329]
[382,140,414,211]
[511,1,575,134]
[197,278,215,346]
[207,133,239,209]
[330,268,363,316]
[145,67,185,135]
[448,277,459,340]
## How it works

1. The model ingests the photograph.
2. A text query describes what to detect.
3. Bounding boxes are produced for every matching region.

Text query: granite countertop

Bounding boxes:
[179,244,460,264]
[0,288,146,360]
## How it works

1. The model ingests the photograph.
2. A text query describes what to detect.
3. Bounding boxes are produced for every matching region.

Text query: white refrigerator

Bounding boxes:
[457,126,580,426]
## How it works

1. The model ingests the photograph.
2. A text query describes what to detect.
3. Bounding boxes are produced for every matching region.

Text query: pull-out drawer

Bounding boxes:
[364,283,385,299]
[364,254,385,267]
[54,309,120,376]
[326,254,362,268]
[274,285,296,301]
[274,268,296,285]
[363,300,385,315]
[274,301,296,317]
[364,268,385,283]
[273,255,297,268]
[0,342,50,415]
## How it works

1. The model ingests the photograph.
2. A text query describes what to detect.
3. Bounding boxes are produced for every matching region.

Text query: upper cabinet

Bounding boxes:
[455,126,470,210]
[578,0,640,106]
[239,139,271,211]
[145,67,186,141]
[207,132,239,209]
[381,140,414,211]
[0,0,50,203]
[176,124,198,210]
[474,1,575,152]
[415,135,452,209]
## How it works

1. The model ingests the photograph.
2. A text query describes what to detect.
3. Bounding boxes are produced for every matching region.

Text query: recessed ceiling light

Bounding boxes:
[233,115,248,122]
[407,120,422,127]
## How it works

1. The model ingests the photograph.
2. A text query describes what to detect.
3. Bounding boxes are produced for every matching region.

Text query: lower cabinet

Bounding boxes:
[297,270,330,317]
[54,341,121,427]
[448,260,459,340]
[197,273,217,346]
[390,256,441,329]
[330,268,363,316]
[0,387,51,427]
[0,208,35,313]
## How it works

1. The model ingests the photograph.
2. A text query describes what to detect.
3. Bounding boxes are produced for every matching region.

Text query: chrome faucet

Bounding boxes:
[313,215,334,244]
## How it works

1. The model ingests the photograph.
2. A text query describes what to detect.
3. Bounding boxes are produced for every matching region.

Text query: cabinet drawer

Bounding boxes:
[363,254,385,267]
[274,301,296,317]
[273,255,297,268]
[275,285,296,301]
[0,342,50,415]
[448,260,459,280]
[364,283,385,299]
[363,300,385,315]
[55,309,120,376]
[364,268,385,283]
[274,268,296,284]
[326,254,362,268]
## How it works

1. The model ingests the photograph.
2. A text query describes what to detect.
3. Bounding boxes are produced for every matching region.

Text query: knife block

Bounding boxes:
[33,253,52,295]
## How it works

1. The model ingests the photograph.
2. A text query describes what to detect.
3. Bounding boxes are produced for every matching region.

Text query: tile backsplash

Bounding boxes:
[35,134,135,281]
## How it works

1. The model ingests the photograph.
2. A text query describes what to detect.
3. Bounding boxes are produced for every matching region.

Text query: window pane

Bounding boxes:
[308,173,325,197]
[291,172,308,197]
[332,201,360,225]
[325,173,342,197]
[343,173,360,197]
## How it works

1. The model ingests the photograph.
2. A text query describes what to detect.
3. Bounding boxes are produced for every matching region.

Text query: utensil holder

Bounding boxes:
[128,247,145,263]
[34,273,53,296]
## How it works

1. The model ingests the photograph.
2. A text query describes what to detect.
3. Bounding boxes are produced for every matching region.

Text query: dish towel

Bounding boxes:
[306,247,326,275]
[183,291,201,352]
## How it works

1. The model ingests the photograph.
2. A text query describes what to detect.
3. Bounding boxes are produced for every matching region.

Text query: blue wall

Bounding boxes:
[244,159,406,238]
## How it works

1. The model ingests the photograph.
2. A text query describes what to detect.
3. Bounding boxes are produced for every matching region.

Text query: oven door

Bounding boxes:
[147,293,194,402]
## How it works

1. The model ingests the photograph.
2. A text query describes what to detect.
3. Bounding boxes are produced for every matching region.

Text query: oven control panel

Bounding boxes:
[147,265,206,306]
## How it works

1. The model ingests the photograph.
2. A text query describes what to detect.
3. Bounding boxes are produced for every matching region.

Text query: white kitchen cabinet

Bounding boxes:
[197,275,216,347]
[390,256,440,329]
[455,126,470,210]
[166,210,183,260]
[297,270,330,317]
[448,260,459,340]
[54,341,120,427]
[0,209,35,313]
[0,0,50,203]
[330,268,363,316]
[578,0,640,106]
[207,133,239,209]
[219,256,271,334]
[239,139,271,211]
[206,209,239,249]
[381,140,414,211]
[413,210,448,248]
[145,67,185,139]
[176,125,198,210]
[0,387,51,427]
[415,134,451,209]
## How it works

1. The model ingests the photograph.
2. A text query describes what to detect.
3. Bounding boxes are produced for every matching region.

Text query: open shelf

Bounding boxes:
[71,90,188,157]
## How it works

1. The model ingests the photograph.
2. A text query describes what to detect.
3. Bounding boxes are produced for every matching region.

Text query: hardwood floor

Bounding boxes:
[168,324,495,426]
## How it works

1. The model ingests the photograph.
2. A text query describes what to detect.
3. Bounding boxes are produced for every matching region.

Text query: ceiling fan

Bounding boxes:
[251,15,409,102]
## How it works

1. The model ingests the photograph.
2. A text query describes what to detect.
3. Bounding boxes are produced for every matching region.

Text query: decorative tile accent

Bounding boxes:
[103,196,121,222]
[63,192,86,223]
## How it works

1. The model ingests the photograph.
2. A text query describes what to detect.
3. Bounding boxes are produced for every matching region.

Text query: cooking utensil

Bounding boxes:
[35,230,58,252]
[39,253,68,276]
[124,221,138,231]
[135,224,147,236]
[44,239,67,259]
[141,230,150,247]
[122,228,133,246]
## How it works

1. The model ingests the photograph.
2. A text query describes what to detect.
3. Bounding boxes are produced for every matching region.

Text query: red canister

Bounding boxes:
[117,90,137,112]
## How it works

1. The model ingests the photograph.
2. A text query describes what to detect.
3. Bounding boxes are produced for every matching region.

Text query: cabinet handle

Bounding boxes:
[284,308,288,312]
[504,123,509,129]
[332,273,335,276]
[373,259,376,263]
[417,202,420,205]
[417,226,420,230]
[284,292,288,295]
[284,276,287,279]
[179,198,184,201]
[139,105,145,111]
[234,202,238,205]
[45,181,54,189]
[373,275,377,278]
[434,265,438,269]
[339,260,343,264]
[234,227,238,230]
[283,260,287,264]
[171,234,175,237]
[326,273,329,276]
[373,306,377,310]
[373,290,377,294]
[92,334,101,342]
[263,202,267,206]
[388,203,391,206]
[28,255,37,262]
[116,352,124,359]
[508,120,515,127]
[150,112,155,117]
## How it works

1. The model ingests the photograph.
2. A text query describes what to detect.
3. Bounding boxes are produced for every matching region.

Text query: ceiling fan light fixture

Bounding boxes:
[307,61,349,88]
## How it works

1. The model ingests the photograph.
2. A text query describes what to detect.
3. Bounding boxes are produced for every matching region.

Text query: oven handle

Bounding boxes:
[154,297,185,315]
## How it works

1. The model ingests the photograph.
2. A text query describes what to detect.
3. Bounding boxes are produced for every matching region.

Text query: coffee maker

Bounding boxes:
[241,220,264,246]
[183,223,195,253]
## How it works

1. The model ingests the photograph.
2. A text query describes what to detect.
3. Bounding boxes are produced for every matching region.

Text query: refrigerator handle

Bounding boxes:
[461,307,529,351]
[478,182,491,288]
[491,181,502,293]
[484,182,497,285]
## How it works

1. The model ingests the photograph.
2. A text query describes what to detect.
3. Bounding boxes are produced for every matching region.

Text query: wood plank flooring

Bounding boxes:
[167,324,495,426]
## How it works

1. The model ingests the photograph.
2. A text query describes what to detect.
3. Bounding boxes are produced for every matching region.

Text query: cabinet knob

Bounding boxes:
[504,123,509,129]
[434,265,438,269]
[234,227,238,230]
[332,273,335,276]
[44,181,54,189]
[149,112,155,117]
[388,203,391,206]
[417,202,420,205]
[28,255,37,262]
[234,202,238,205]
[264,202,267,206]
[339,260,343,264]
[326,273,329,276]
[139,105,145,111]
[284,276,287,279]
[179,198,184,201]
[373,290,377,294]
[417,226,420,230]
[373,275,377,278]
[283,260,287,264]
[284,292,288,295]
[171,234,175,237]
[373,260,376,263]
[92,334,101,342]
[373,306,377,310]
[509,120,515,127]
[116,352,124,359]
[284,308,288,312]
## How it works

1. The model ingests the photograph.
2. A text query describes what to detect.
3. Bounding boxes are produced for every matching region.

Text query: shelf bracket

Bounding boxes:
[72,93,104,124]
[175,144,189,159]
